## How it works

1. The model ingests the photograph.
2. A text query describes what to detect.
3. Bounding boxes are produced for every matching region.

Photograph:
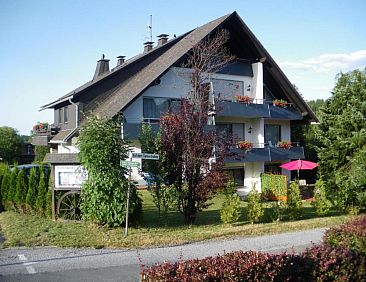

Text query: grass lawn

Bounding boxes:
[0,190,352,249]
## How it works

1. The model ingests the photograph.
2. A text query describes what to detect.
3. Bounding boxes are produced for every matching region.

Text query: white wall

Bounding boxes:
[123,67,254,123]
[251,62,263,103]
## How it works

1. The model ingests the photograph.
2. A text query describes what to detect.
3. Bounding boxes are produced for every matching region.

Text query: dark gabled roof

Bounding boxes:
[41,12,318,123]
[84,13,233,117]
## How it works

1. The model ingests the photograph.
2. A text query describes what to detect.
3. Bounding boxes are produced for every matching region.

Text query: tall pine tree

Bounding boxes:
[317,68,366,212]
[26,167,38,212]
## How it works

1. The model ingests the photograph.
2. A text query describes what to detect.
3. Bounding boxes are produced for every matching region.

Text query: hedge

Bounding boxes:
[141,216,366,281]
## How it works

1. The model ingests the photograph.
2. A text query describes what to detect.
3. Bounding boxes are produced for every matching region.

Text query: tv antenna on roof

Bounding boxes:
[147,14,152,42]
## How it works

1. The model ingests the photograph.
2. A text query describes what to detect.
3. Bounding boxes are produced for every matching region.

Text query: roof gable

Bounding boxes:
[42,12,318,123]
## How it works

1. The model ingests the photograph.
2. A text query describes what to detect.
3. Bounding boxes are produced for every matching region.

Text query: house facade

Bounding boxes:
[33,12,317,204]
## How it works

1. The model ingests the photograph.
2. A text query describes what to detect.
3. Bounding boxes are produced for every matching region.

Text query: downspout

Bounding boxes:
[60,96,79,149]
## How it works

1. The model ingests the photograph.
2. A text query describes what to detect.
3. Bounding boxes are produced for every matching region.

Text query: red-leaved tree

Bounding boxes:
[160,30,235,224]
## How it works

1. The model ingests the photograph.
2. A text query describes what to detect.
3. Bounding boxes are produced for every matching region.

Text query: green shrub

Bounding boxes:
[287,181,302,220]
[25,167,38,212]
[1,168,10,210]
[35,167,47,215]
[220,179,241,224]
[7,165,19,208]
[14,169,27,212]
[45,175,53,219]
[0,164,10,211]
[78,115,142,226]
[312,177,331,216]
[247,185,263,224]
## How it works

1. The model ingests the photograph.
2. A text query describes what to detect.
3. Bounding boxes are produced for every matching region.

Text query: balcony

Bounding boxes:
[216,100,303,120]
[31,123,60,146]
[225,142,304,163]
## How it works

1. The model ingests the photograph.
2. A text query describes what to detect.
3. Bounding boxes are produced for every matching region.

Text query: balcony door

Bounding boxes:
[264,124,281,145]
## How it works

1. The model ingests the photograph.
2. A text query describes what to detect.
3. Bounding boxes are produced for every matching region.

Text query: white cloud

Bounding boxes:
[279,50,366,73]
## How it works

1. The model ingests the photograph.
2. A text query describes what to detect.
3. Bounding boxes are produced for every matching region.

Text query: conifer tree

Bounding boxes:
[26,167,38,212]
[15,169,27,212]
[35,167,47,215]
[45,174,53,218]
[7,165,19,208]
[287,181,302,220]
[1,169,10,210]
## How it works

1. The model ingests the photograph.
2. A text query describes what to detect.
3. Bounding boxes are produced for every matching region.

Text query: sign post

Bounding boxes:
[121,152,159,237]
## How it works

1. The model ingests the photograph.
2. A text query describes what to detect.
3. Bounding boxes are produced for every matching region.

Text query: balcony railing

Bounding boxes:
[226,142,304,163]
[215,99,303,120]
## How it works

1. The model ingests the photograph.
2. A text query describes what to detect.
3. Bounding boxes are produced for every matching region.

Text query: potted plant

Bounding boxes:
[237,140,254,150]
[235,95,252,104]
[278,141,292,149]
[273,99,288,107]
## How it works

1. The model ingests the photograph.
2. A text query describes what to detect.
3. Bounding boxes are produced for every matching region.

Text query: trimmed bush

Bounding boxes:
[261,173,287,200]
[141,245,365,281]
[25,167,38,212]
[287,181,302,220]
[45,175,53,219]
[35,167,47,215]
[302,245,366,281]
[312,177,331,216]
[324,215,366,256]
[220,179,241,224]
[7,165,19,209]
[14,169,27,212]
[247,186,263,224]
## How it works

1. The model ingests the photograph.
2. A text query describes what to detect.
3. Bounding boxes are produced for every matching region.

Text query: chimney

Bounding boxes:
[93,54,110,80]
[116,55,125,66]
[157,34,169,46]
[143,41,154,53]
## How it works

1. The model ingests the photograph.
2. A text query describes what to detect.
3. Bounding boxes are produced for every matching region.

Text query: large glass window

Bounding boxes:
[143,98,180,122]
[265,124,281,145]
[226,168,245,186]
[216,123,232,137]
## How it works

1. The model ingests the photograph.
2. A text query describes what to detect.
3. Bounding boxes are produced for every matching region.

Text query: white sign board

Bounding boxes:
[131,153,160,160]
[55,165,88,188]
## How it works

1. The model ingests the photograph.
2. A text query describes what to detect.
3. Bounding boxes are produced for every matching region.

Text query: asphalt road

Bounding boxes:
[0,228,326,281]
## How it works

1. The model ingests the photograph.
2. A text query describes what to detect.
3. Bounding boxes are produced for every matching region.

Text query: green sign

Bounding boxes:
[120,160,140,168]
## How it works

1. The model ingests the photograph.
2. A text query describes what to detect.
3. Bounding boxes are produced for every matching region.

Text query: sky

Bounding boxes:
[0,0,365,135]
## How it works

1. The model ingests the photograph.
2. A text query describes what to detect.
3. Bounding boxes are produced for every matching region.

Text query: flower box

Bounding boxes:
[278,141,292,149]
[235,95,252,103]
[237,141,254,150]
[273,99,288,107]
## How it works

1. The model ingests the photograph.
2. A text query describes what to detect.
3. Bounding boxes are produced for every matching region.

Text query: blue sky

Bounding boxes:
[1,0,365,135]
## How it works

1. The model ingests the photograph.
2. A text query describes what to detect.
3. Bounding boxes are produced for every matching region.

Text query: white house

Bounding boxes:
[32,12,318,218]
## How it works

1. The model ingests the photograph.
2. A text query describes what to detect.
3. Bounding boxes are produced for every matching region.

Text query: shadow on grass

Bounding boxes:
[139,190,343,229]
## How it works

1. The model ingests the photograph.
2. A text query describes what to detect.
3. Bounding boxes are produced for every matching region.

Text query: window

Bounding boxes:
[216,123,232,137]
[58,108,62,124]
[143,98,180,122]
[226,168,245,187]
[64,106,68,123]
[211,78,244,101]
[265,124,281,145]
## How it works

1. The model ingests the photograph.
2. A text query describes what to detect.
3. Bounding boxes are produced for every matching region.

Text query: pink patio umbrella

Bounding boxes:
[279,160,318,179]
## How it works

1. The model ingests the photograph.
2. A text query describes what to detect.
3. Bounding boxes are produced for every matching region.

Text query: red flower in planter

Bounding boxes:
[278,141,292,149]
[235,95,252,103]
[273,99,288,107]
[237,141,254,150]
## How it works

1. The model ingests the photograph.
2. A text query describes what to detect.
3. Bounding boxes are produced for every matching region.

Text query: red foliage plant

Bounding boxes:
[159,30,235,224]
